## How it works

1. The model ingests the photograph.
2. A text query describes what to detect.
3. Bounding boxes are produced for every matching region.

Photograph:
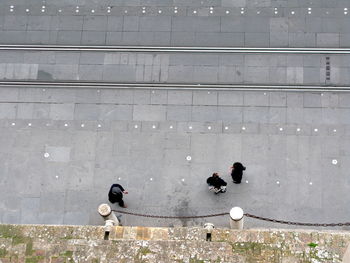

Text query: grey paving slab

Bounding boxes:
[323,108,341,125]
[192,90,217,105]
[270,32,289,47]
[24,51,56,64]
[16,103,33,119]
[37,66,53,78]
[303,93,322,107]
[169,54,195,66]
[193,66,218,83]
[270,92,287,107]
[244,66,270,83]
[133,105,167,121]
[102,65,136,81]
[243,106,269,123]
[244,32,270,47]
[316,33,340,47]
[33,104,50,119]
[107,16,123,31]
[219,55,244,66]
[83,15,107,31]
[339,109,350,124]
[74,104,100,120]
[150,90,168,104]
[168,65,194,82]
[57,30,82,44]
[244,91,269,106]
[0,87,19,102]
[100,89,134,104]
[269,107,287,123]
[72,131,96,161]
[78,64,103,80]
[49,103,75,120]
[75,89,101,103]
[79,52,105,65]
[104,53,121,65]
[303,67,321,84]
[269,67,287,83]
[167,90,193,105]
[303,108,323,124]
[120,31,145,45]
[0,103,17,118]
[285,107,303,123]
[20,197,40,224]
[191,106,217,121]
[123,16,139,31]
[286,67,303,83]
[196,32,244,46]
[58,15,84,30]
[81,31,106,44]
[217,106,243,122]
[0,51,25,64]
[3,15,27,30]
[0,64,5,79]
[154,31,172,45]
[218,66,244,82]
[64,211,90,225]
[53,64,79,80]
[220,17,244,32]
[139,16,171,31]
[55,52,80,64]
[170,32,196,45]
[133,90,151,104]
[340,34,350,47]
[27,15,51,30]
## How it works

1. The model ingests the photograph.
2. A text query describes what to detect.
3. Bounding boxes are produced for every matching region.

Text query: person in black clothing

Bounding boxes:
[206,173,227,194]
[108,184,128,208]
[231,162,246,184]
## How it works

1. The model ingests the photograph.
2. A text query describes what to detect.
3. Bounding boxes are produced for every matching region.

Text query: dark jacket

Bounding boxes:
[108,184,125,203]
[207,176,227,189]
[231,162,246,183]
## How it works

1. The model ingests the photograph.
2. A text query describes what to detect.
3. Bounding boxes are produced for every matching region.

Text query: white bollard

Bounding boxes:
[229,207,244,229]
[98,204,120,240]
[98,203,120,227]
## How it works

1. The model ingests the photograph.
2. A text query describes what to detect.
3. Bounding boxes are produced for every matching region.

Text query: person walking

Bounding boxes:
[231,162,246,184]
[206,173,227,194]
[108,184,128,208]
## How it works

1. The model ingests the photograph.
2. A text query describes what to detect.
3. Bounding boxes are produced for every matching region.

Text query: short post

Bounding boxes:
[203,223,215,241]
[98,204,120,240]
[229,207,244,230]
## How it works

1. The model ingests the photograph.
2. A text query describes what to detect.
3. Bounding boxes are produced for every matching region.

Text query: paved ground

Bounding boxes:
[1,0,350,47]
[0,87,349,229]
[0,0,350,230]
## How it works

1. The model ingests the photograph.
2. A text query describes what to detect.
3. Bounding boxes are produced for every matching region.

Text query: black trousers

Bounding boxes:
[109,193,124,207]
[117,199,125,207]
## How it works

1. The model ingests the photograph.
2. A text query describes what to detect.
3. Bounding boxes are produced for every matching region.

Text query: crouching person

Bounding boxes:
[206,173,227,194]
[108,184,128,208]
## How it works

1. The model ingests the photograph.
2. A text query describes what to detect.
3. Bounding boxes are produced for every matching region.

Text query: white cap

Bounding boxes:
[98,203,112,217]
[230,207,244,221]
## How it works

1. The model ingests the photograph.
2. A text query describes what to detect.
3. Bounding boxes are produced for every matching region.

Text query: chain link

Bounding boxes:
[244,213,350,227]
[111,210,229,219]
[111,209,350,227]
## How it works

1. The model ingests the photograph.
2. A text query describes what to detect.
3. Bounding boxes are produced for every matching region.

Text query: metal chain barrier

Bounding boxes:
[244,213,350,227]
[112,210,229,219]
[112,209,350,227]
